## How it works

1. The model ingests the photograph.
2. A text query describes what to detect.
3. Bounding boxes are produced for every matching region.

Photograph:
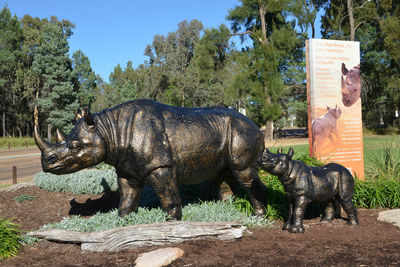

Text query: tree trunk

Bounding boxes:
[258,0,268,44]
[258,0,274,141]
[311,23,316,39]
[2,112,6,137]
[264,120,274,143]
[16,127,22,138]
[47,123,52,142]
[28,222,246,252]
[347,0,355,41]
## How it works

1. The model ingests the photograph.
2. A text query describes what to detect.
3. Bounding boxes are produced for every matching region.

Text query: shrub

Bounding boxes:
[95,163,115,170]
[14,195,36,203]
[42,208,168,232]
[34,169,118,194]
[0,219,21,260]
[365,143,400,181]
[293,153,324,167]
[41,198,272,233]
[353,178,400,209]
[183,197,270,226]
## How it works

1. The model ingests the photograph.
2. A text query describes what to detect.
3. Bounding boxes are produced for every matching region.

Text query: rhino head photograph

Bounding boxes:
[33,99,268,220]
[34,107,106,175]
[341,63,361,107]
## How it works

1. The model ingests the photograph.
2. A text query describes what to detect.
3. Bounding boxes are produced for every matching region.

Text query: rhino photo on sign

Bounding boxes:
[341,63,361,107]
[34,99,268,219]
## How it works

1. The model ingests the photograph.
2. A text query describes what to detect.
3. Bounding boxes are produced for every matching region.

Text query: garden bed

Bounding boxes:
[1,185,400,266]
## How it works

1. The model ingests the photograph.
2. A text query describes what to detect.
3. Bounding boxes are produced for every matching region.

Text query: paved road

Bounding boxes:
[0,148,42,184]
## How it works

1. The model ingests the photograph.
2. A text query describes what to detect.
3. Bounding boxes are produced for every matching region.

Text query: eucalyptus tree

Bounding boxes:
[143,20,203,106]
[322,0,400,129]
[187,24,233,107]
[228,0,303,139]
[0,7,24,136]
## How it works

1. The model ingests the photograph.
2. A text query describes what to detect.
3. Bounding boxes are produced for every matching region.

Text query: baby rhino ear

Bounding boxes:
[288,147,294,159]
[75,108,94,127]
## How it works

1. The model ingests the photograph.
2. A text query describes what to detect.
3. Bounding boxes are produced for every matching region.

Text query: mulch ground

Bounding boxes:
[1,186,400,266]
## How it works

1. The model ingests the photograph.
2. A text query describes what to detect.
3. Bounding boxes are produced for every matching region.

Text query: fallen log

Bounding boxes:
[28,221,246,252]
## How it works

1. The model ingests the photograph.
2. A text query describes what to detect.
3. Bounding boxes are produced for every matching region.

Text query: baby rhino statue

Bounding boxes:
[258,148,358,233]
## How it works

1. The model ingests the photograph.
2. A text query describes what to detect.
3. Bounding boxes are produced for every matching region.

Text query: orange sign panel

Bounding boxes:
[306,39,364,179]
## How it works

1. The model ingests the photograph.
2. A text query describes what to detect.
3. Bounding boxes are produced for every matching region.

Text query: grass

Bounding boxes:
[0,137,35,150]
[0,218,21,260]
[353,178,400,208]
[14,195,37,203]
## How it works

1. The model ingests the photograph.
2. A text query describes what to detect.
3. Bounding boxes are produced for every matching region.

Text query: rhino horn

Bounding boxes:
[33,105,51,152]
[56,128,66,143]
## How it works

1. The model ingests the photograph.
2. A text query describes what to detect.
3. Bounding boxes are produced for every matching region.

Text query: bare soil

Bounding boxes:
[0,186,400,266]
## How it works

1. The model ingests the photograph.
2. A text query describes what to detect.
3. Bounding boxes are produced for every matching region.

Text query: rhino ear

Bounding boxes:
[85,109,95,126]
[277,148,282,154]
[342,63,348,75]
[288,147,294,158]
[75,108,94,127]
[75,108,85,121]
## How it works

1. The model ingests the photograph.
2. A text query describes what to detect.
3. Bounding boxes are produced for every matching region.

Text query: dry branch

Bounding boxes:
[28,221,247,252]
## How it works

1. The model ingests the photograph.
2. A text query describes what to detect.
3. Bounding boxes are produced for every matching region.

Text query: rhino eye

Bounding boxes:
[69,141,81,149]
[47,154,58,164]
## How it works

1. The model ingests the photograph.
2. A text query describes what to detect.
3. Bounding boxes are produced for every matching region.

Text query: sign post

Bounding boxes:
[306,39,364,179]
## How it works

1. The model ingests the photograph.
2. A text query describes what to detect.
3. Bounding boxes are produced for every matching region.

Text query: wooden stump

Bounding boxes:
[28,221,247,252]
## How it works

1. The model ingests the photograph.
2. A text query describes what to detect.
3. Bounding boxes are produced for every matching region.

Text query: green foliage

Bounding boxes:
[0,137,35,149]
[353,179,400,209]
[34,169,118,194]
[365,142,400,180]
[14,194,36,203]
[232,197,254,216]
[41,198,272,233]
[33,21,78,133]
[94,162,115,170]
[0,7,98,137]
[183,197,271,226]
[42,209,167,232]
[259,170,287,220]
[0,218,21,260]
[293,153,324,167]
[19,235,39,246]
[72,50,97,107]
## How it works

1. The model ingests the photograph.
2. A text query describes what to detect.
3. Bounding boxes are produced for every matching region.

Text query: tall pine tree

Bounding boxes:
[32,19,78,136]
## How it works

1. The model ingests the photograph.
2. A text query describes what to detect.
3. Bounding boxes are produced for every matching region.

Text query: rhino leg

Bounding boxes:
[283,201,294,231]
[339,195,359,225]
[289,195,310,233]
[118,177,143,217]
[231,167,266,216]
[148,167,182,220]
[322,198,341,222]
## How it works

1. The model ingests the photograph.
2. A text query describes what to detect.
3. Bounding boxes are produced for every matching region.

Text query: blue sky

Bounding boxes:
[4,0,243,82]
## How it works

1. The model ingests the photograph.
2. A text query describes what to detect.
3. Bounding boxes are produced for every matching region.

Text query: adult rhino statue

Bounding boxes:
[34,99,267,220]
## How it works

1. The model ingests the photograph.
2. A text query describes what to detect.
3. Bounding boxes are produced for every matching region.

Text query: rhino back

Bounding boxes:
[162,104,263,184]
[95,99,263,183]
